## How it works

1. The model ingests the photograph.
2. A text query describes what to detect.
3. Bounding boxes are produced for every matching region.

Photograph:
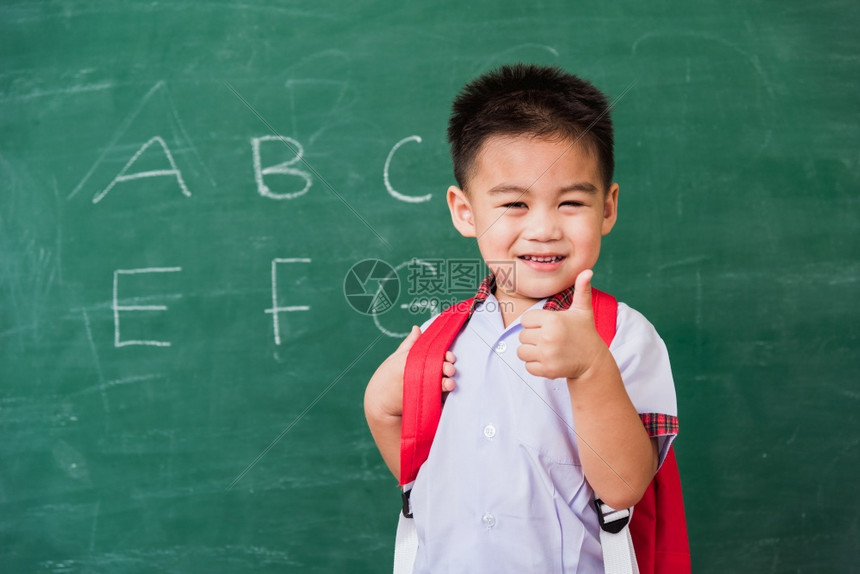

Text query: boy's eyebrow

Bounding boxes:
[487,182,600,195]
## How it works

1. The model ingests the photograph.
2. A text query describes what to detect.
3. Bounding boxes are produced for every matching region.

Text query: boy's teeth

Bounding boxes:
[523,255,561,262]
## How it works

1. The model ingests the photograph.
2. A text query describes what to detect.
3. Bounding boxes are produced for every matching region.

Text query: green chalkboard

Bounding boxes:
[2,1,858,572]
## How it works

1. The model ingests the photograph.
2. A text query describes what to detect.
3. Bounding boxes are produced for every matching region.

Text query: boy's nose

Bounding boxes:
[522,210,563,242]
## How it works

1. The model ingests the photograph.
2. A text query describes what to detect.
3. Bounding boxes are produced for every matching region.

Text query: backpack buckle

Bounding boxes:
[594,498,630,534]
[401,488,413,518]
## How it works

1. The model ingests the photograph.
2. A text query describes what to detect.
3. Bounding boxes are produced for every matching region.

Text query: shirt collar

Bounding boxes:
[471,273,575,313]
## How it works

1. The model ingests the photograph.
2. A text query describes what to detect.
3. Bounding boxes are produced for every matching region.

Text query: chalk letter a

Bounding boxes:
[93,136,191,204]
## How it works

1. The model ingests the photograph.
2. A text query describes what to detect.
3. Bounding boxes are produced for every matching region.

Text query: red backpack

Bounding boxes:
[399,290,690,573]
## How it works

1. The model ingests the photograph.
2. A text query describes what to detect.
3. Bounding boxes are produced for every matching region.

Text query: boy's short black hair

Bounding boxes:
[448,64,614,190]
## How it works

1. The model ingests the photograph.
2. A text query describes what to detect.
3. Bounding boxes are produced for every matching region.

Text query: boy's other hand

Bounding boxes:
[517,269,608,380]
[364,326,422,421]
[442,351,457,392]
[364,326,429,480]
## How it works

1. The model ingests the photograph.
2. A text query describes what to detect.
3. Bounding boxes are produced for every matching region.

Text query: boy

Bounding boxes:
[365,64,678,572]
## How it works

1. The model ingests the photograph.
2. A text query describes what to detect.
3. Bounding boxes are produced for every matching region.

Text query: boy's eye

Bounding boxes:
[502,202,527,209]
[561,201,585,208]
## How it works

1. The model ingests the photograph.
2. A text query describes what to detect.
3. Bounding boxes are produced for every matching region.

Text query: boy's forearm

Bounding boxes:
[568,348,657,510]
[363,325,422,482]
[364,395,402,482]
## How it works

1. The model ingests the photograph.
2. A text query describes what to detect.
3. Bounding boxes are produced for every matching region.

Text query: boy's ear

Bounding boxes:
[601,182,620,236]
[446,185,477,238]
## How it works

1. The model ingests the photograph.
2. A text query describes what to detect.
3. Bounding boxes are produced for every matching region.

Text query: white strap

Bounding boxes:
[394,511,418,574]
[597,502,639,574]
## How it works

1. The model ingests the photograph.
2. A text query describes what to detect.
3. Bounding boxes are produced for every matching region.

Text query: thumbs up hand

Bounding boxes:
[517,270,608,380]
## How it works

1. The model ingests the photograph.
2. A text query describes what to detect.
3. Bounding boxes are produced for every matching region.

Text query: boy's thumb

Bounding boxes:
[571,269,594,312]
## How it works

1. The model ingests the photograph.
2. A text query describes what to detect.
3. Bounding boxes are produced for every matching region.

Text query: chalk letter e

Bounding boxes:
[265,258,311,345]
[113,267,182,347]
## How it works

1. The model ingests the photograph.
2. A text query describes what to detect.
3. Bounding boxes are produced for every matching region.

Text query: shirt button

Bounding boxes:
[494,341,507,353]
[482,512,496,529]
[483,424,496,439]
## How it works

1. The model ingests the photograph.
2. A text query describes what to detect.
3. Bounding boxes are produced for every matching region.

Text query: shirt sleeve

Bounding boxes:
[608,303,679,467]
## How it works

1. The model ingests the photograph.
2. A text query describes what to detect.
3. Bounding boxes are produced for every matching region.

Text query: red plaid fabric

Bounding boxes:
[471,273,495,309]
[639,413,680,437]
[471,273,576,312]
[542,284,576,311]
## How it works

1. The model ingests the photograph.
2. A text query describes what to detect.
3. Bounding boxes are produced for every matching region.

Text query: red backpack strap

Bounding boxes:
[630,447,691,573]
[591,291,690,572]
[399,298,474,487]
[591,288,617,347]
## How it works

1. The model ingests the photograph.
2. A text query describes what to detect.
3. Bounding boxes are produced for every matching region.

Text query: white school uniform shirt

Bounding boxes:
[410,292,678,574]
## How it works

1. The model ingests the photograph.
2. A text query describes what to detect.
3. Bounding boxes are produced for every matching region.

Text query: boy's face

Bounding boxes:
[447,134,618,311]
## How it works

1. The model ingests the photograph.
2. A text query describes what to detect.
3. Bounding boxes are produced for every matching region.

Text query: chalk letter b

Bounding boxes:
[252,136,313,200]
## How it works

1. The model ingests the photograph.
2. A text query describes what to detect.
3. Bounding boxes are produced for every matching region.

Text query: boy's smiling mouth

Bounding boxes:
[519,254,565,263]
